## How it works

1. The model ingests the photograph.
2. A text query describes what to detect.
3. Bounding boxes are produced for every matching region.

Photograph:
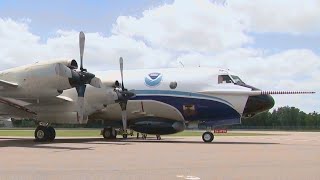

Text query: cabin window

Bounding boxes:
[231,75,244,84]
[218,75,233,84]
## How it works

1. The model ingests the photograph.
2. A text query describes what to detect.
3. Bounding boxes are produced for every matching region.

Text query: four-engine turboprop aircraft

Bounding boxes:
[0,32,315,142]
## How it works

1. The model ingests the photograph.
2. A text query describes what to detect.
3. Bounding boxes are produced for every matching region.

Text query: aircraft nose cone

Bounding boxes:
[243,94,275,117]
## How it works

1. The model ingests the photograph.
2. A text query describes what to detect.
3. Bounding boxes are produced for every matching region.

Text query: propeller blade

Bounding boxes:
[76,85,86,124]
[76,85,86,97]
[121,110,127,132]
[117,57,133,133]
[79,31,85,71]
[119,57,124,90]
[90,77,102,88]
[77,97,85,123]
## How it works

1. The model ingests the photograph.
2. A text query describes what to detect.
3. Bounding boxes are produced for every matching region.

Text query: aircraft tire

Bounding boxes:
[47,126,56,141]
[34,126,49,142]
[123,133,128,139]
[111,128,117,139]
[102,128,113,139]
[202,132,214,143]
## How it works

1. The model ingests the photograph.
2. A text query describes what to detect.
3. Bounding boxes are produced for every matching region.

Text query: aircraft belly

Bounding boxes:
[90,100,185,122]
[37,112,81,124]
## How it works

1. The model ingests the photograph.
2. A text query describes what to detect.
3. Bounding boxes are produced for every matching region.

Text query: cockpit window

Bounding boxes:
[231,75,244,84]
[218,75,233,84]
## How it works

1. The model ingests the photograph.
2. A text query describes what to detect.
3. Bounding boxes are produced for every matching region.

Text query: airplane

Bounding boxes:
[0,32,315,143]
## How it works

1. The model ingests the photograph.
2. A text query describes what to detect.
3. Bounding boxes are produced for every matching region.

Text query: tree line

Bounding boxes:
[234,106,320,130]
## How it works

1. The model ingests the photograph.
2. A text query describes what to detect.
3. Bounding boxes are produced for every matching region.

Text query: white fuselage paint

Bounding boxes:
[86,67,251,124]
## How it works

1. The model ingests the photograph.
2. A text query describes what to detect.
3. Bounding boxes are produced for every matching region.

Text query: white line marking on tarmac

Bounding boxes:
[176,175,200,180]
[185,176,200,180]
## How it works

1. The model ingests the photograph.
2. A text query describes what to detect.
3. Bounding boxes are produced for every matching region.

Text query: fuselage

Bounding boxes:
[88,67,274,128]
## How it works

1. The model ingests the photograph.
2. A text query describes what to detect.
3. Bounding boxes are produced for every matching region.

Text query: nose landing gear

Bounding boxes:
[202,131,214,143]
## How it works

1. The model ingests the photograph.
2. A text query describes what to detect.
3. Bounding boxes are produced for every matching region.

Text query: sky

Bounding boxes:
[0,0,319,113]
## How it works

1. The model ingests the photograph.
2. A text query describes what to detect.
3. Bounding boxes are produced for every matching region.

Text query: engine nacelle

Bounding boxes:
[0,59,81,98]
[32,59,78,69]
[23,59,78,97]
[129,117,185,135]
[103,80,120,88]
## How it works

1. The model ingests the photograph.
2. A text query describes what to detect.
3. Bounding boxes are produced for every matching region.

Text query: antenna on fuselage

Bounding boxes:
[179,61,184,68]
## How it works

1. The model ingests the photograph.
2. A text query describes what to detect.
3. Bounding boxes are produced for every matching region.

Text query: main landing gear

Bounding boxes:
[101,128,133,140]
[101,127,117,140]
[34,125,56,142]
[202,131,214,143]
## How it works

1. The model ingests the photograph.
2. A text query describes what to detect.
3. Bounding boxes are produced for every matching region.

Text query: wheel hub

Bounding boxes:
[37,130,45,139]
[104,130,111,138]
[204,133,211,141]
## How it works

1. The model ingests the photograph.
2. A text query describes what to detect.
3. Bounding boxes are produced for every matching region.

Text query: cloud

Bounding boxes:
[112,0,252,53]
[0,18,42,67]
[229,0,320,34]
[0,19,174,71]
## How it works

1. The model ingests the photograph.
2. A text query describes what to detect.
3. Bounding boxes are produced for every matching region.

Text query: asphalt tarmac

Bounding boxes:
[0,131,319,180]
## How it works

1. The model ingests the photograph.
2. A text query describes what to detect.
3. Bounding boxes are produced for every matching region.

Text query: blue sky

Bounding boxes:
[247,33,320,54]
[0,0,173,38]
[0,0,318,54]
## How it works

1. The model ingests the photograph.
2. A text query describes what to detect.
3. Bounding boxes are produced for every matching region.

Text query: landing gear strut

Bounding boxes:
[34,125,56,142]
[121,129,134,139]
[156,134,161,140]
[202,131,214,143]
[142,133,147,140]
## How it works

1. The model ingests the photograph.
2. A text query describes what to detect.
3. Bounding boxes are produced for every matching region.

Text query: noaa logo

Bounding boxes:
[145,72,162,87]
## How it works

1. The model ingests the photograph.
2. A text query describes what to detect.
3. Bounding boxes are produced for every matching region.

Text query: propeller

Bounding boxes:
[79,31,85,72]
[70,31,102,123]
[116,57,135,135]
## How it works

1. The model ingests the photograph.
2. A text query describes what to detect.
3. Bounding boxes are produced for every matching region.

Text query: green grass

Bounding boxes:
[168,131,274,136]
[0,129,275,137]
[0,129,102,137]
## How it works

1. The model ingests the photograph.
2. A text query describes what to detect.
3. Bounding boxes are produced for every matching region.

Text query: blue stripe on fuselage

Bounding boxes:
[132,90,241,125]
[133,90,233,107]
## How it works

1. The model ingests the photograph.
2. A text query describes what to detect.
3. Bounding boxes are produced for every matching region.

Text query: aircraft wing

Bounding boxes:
[0,95,75,118]
[0,97,36,119]
[0,79,18,89]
